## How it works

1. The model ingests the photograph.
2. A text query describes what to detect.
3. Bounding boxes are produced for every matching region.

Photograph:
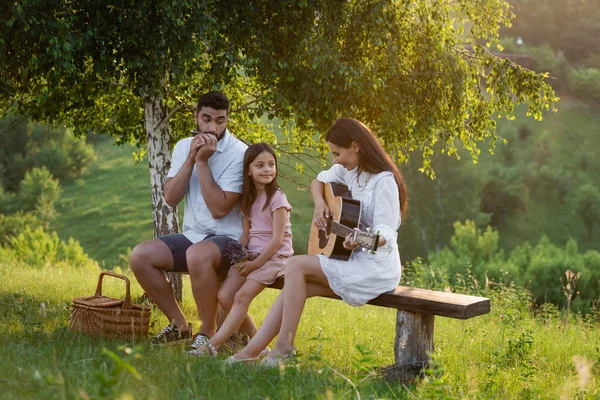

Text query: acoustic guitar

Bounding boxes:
[308,182,380,261]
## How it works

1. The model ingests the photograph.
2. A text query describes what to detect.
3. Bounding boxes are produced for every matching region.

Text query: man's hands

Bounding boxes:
[185,133,218,165]
[195,134,217,163]
[185,134,204,164]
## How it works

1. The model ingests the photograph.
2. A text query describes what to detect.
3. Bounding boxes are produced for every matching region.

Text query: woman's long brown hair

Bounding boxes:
[325,117,408,216]
[240,143,280,217]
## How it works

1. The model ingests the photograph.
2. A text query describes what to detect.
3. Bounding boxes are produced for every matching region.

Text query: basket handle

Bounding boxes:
[95,272,133,309]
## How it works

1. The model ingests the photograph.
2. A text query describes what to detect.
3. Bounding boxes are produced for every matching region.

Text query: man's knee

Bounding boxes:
[130,242,150,272]
[186,242,221,272]
[130,240,171,272]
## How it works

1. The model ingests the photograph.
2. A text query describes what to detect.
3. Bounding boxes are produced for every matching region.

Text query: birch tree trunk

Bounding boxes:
[143,94,183,301]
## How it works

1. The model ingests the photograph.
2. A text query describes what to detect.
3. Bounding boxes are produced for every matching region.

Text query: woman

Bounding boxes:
[227,117,408,365]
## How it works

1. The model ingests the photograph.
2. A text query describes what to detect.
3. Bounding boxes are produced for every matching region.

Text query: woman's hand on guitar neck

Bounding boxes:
[342,231,360,251]
[313,202,330,230]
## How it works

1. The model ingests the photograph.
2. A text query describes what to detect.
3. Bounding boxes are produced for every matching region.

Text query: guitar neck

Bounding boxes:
[330,221,354,238]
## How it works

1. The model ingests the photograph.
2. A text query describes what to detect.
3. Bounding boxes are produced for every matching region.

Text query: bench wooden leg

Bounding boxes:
[386,310,434,381]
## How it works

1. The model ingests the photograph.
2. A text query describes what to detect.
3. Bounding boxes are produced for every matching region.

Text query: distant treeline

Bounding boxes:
[0,117,96,242]
[399,102,600,263]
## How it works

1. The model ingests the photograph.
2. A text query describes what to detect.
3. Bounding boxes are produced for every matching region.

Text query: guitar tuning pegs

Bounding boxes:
[366,227,372,233]
[368,250,376,255]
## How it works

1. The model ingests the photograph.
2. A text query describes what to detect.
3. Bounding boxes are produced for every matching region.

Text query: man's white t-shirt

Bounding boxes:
[167,129,247,243]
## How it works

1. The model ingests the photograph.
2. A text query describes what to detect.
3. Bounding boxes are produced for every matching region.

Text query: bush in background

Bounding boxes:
[1,226,98,270]
[428,220,517,285]
[428,220,600,314]
[0,212,45,245]
[0,117,96,192]
[0,167,62,232]
[569,68,600,104]
[19,167,61,213]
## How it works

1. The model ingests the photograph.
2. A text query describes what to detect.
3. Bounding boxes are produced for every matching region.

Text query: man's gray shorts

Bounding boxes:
[158,233,236,278]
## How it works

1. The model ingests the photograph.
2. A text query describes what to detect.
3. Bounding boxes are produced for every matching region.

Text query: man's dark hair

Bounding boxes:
[197,91,230,113]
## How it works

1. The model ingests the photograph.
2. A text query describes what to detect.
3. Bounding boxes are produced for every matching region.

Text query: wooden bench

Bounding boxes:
[268,277,490,380]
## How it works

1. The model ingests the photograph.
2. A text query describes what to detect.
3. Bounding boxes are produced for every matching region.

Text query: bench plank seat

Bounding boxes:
[268,278,490,320]
[267,276,491,380]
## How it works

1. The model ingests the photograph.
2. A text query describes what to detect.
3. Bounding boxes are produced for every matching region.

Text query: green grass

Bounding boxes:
[53,137,317,267]
[2,262,599,399]
[37,112,600,398]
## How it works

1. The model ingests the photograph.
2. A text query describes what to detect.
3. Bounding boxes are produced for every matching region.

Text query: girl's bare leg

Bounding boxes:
[233,292,284,359]
[210,280,265,350]
[233,255,334,360]
[217,275,246,313]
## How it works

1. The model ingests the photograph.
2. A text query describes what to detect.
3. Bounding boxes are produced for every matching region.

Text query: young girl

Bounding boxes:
[228,117,408,365]
[189,142,293,357]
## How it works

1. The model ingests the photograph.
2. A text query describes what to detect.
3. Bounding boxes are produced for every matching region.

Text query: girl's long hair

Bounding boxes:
[326,117,408,216]
[240,143,280,217]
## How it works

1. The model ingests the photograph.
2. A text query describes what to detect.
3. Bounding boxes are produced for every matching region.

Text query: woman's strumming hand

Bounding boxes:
[313,202,330,230]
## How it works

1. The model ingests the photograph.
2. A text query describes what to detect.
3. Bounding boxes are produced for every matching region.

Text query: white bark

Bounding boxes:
[143,94,183,300]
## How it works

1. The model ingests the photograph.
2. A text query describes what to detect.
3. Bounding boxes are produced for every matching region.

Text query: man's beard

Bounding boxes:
[196,126,226,141]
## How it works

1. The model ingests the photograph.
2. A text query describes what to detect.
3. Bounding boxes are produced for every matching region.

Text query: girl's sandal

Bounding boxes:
[224,347,271,365]
[224,355,260,365]
[258,348,296,368]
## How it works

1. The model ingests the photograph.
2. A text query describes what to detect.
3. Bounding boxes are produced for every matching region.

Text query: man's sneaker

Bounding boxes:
[150,323,192,344]
[189,333,210,349]
[188,333,217,357]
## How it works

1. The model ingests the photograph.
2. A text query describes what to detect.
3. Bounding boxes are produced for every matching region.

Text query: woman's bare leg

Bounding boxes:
[270,255,333,357]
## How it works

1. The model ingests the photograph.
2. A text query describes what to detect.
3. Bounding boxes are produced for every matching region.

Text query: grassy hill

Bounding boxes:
[53,137,316,267]
[53,137,155,266]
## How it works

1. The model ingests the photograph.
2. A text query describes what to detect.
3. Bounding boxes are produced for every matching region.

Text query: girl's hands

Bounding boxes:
[236,260,260,276]
[233,252,260,276]
[313,202,330,230]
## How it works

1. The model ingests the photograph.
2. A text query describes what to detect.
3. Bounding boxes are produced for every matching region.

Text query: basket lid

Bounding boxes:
[73,295,124,308]
[72,295,150,311]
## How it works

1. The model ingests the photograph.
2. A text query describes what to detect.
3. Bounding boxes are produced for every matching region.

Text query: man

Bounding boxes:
[130,91,250,349]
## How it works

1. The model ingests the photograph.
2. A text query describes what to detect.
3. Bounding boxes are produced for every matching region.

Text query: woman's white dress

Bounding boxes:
[316,164,402,306]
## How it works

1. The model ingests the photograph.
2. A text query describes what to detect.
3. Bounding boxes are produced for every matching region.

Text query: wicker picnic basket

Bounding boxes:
[69,272,151,340]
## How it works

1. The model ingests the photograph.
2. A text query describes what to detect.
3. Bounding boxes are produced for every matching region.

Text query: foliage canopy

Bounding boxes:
[1,0,557,171]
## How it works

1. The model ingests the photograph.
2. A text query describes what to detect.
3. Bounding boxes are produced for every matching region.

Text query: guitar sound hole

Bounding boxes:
[318,217,333,249]
[318,229,328,249]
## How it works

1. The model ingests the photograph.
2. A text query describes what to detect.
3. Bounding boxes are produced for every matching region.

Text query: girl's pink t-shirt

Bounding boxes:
[246,190,293,257]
